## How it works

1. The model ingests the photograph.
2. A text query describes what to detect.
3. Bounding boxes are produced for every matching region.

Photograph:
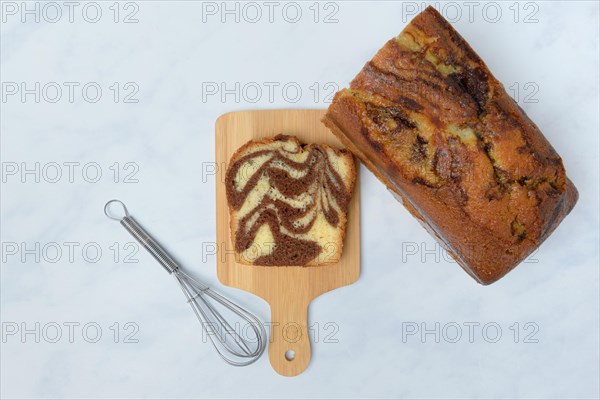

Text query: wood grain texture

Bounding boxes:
[215,109,360,377]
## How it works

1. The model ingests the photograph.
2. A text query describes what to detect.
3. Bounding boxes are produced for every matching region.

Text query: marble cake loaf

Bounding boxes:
[322,6,577,284]
[225,135,356,266]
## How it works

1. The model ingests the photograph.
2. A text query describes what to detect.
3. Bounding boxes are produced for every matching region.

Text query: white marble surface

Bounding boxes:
[1,1,598,398]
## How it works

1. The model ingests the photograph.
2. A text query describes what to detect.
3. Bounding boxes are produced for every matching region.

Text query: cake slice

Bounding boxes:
[225,135,356,266]
[322,6,577,284]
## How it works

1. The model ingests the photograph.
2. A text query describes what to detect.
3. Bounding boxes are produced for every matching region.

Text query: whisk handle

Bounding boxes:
[121,216,180,274]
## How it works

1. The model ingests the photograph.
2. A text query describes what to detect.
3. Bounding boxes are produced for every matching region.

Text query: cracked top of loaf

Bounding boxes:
[323,6,577,283]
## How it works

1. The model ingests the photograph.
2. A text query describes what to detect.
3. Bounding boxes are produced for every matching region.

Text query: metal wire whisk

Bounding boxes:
[104,199,266,367]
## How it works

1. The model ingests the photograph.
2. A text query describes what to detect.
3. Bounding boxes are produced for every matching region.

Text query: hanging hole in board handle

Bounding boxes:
[104,199,130,221]
[284,350,295,362]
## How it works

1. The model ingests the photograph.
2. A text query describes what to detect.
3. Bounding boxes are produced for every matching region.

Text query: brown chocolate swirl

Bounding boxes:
[225,135,354,266]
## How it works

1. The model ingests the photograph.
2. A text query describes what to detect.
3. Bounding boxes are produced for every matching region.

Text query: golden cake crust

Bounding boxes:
[323,6,578,284]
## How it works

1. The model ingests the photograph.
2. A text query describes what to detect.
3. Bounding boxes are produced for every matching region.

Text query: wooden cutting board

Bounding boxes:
[214,109,360,376]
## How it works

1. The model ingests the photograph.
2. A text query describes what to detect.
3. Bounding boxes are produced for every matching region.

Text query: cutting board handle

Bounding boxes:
[268,298,312,377]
